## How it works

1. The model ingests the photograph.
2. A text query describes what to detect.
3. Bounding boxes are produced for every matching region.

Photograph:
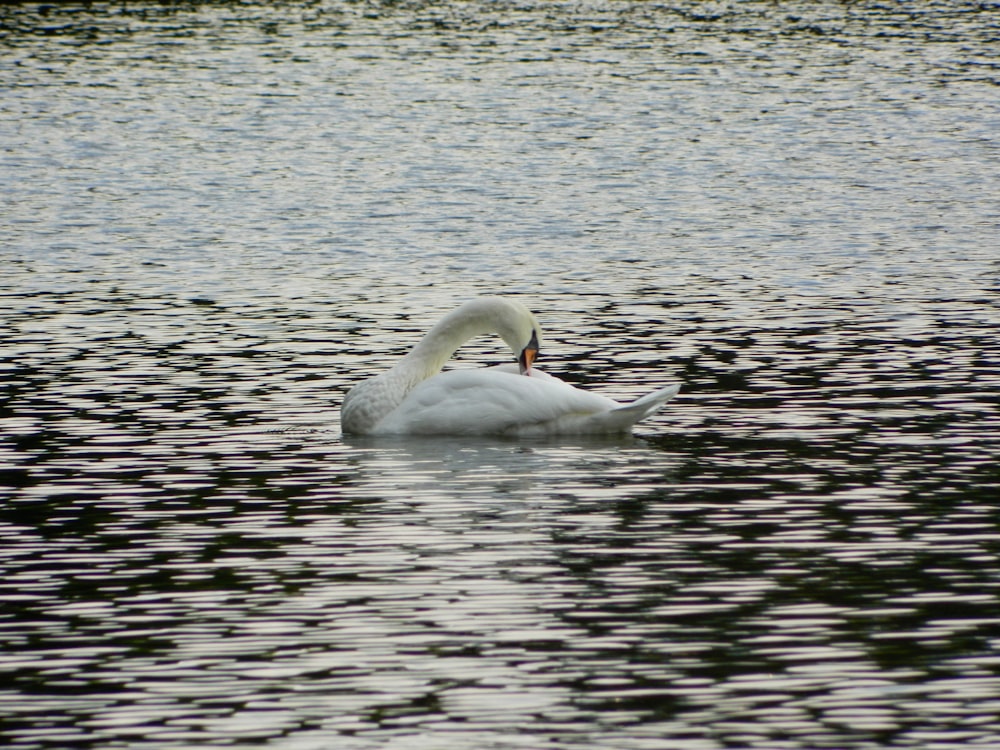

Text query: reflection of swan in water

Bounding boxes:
[340,297,680,437]
[340,433,666,507]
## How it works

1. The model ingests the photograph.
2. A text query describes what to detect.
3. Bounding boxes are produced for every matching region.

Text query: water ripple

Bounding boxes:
[3,1,1000,748]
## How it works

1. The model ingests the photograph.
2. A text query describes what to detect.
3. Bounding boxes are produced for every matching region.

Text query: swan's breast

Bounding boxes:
[341,370,411,435]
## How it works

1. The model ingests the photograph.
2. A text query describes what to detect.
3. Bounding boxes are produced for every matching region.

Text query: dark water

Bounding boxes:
[2,1,1000,748]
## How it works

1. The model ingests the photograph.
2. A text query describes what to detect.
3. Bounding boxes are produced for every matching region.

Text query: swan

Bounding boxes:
[340,297,680,437]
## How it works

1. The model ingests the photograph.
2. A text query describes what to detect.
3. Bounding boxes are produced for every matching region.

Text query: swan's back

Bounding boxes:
[370,366,612,436]
[366,366,679,437]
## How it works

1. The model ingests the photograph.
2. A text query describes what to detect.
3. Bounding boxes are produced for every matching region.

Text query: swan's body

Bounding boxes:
[340,297,680,437]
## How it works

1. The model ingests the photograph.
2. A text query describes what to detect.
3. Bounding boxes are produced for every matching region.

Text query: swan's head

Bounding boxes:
[517,329,539,375]
[456,297,541,375]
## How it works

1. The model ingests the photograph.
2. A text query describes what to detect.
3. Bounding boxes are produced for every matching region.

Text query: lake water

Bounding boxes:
[2,1,999,748]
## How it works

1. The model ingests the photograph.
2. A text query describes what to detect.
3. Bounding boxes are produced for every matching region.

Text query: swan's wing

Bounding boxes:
[514,366,680,432]
[583,383,682,433]
[372,367,620,436]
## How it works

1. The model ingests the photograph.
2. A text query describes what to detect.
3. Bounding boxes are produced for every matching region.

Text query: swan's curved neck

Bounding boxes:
[404,305,494,378]
[399,298,534,381]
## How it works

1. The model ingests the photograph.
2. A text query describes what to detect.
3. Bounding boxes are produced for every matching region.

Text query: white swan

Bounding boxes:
[340,297,680,437]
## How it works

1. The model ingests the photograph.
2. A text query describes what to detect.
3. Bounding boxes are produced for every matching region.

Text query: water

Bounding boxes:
[2,1,999,748]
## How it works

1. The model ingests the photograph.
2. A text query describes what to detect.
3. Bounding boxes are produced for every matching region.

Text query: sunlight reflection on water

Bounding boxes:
[2,0,1000,748]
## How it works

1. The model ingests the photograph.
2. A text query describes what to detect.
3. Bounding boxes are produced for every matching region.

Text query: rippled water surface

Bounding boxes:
[2,1,1000,748]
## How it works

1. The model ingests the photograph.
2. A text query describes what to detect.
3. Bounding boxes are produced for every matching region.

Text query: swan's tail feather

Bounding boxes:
[595,383,681,432]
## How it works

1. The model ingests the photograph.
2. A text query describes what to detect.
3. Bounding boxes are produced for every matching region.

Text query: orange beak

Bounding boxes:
[518,331,539,375]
